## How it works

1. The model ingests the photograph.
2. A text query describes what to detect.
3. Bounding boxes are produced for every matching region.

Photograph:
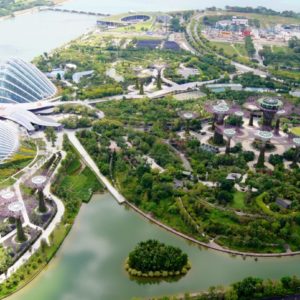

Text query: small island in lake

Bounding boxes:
[125,240,191,278]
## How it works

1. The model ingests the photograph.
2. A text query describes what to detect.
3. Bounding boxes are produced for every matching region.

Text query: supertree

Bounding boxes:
[205,101,235,145]
[179,111,199,135]
[257,97,283,129]
[223,128,236,154]
[244,103,260,127]
[255,130,273,168]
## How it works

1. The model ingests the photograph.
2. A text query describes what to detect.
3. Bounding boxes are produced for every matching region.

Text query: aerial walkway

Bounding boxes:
[40,7,110,17]
[68,132,126,204]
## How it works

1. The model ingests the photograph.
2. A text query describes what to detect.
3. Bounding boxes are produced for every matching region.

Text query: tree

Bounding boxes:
[170,17,183,32]
[45,127,57,147]
[269,154,283,166]
[141,173,153,189]
[127,240,189,274]
[245,36,256,58]
[234,277,263,299]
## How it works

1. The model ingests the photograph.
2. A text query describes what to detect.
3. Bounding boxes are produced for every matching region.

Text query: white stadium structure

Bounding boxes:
[0,121,19,163]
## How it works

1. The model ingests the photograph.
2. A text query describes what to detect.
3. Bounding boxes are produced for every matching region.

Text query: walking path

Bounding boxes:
[67,131,126,204]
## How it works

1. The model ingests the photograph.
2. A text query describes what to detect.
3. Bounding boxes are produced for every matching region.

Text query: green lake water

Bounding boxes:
[8,193,300,300]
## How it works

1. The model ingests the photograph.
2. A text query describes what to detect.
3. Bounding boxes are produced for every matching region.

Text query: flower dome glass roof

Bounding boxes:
[0,122,19,164]
[0,58,56,104]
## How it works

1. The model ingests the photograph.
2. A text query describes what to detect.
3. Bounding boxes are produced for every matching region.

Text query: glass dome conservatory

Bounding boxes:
[0,121,19,164]
[0,58,56,104]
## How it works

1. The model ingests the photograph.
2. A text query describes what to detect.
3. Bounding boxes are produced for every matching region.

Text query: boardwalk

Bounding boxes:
[67,131,126,204]
[40,7,109,17]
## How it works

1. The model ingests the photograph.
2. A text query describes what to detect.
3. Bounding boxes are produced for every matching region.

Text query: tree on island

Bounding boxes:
[125,240,190,277]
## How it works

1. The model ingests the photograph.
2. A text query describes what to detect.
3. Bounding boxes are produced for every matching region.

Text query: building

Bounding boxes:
[216,17,248,29]
[72,70,94,84]
[226,173,242,181]
[0,58,61,133]
[0,58,57,104]
[0,121,19,163]
[232,16,248,26]
[206,84,243,93]
[276,199,292,209]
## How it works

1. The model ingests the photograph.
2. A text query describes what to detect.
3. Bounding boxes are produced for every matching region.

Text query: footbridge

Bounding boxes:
[40,7,110,17]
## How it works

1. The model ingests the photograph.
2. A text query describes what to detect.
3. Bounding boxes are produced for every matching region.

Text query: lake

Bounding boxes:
[8,194,300,300]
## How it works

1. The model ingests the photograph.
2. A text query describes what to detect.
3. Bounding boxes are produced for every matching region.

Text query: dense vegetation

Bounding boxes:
[126,240,190,277]
[259,45,300,84]
[74,95,300,253]
[154,275,300,300]
[225,6,300,19]
[51,135,103,223]
[244,36,256,58]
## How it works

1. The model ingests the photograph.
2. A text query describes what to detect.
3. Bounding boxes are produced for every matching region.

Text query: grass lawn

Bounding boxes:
[60,166,102,203]
[234,43,248,57]
[0,141,36,181]
[291,127,300,137]
[209,41,250,64]
[210,41,235,56]
[232,191,246,210]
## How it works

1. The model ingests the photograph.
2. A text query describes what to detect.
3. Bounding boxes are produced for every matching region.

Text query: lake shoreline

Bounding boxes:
[0,0,70,22]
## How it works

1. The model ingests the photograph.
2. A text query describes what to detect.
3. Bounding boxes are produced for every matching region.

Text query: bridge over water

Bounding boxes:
[40,7,110,17]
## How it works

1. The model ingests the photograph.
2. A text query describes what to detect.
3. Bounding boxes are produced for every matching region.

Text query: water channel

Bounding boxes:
[9,193,300,300]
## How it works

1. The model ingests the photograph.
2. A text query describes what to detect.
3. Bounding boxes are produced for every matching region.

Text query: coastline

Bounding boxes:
[0,0,70,22]
[125,200,300,258]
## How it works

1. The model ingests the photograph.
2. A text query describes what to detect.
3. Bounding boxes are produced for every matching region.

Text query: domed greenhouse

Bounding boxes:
[0,58,56,104]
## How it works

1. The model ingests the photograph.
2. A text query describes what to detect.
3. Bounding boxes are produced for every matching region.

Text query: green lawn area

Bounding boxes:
[210,41,235,56]
[0,140,36,181]
[54,136,104,203]
[234,43,248,57]
[60,166,102,203]
[209,41,250,64]
[232,191,246,210]
[291,127,300,137]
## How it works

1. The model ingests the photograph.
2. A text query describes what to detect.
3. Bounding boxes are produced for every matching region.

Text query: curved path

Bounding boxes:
[70,133,300,258]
